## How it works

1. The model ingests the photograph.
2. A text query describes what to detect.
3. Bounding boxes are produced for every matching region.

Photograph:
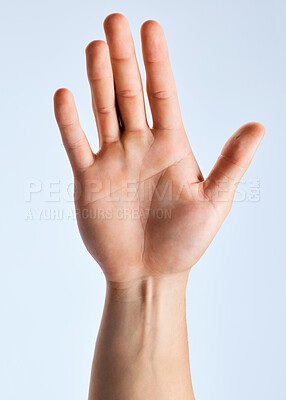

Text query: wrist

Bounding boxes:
[90,271,194,400]
[106,271,189,302]
[103,272,190,362]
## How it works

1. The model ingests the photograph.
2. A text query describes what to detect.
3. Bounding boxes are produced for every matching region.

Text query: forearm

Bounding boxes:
[88,272,195,400]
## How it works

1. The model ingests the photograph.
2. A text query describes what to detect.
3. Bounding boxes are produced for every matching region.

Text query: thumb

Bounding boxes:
[203,122,265,209]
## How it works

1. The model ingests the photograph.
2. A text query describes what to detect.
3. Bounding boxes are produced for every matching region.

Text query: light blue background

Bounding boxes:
[0,0,285,399]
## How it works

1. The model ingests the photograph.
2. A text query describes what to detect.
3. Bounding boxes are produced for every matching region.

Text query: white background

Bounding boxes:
[0,0,285,399]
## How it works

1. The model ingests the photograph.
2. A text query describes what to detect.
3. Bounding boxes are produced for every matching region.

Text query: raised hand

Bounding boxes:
[54,13,264,284]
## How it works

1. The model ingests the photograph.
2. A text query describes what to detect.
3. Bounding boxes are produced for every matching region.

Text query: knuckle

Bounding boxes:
[117,87,142,99]
[65,137,86,151]
[95,104,115,115]
[151,90,172,100]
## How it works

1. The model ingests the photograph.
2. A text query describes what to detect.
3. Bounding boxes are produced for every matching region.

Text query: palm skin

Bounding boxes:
[54,14,264,283]
[75,128,206,282]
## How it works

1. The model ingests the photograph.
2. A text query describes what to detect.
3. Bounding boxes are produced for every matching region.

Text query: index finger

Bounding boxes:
[141,20,183,131]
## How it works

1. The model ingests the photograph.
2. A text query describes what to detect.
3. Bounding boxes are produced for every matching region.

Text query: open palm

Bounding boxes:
[54,14,264,283]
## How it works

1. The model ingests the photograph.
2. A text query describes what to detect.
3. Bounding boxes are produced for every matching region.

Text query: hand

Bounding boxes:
[54,13,264,283]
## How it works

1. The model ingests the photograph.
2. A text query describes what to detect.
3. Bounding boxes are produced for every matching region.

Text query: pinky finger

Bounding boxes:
[54,88,94,172]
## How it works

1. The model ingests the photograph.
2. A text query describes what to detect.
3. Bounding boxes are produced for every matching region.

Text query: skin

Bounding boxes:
[54,13,265,400]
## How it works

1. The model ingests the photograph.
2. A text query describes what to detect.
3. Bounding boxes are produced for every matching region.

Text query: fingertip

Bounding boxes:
[54,88,73,107]
[237,122,265,146]
[141,19,163,38]
[53,88,78,128]
[103,13,128,32]
[253,122,266,140]
[85,40,108,58]
[141,20,168,64]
